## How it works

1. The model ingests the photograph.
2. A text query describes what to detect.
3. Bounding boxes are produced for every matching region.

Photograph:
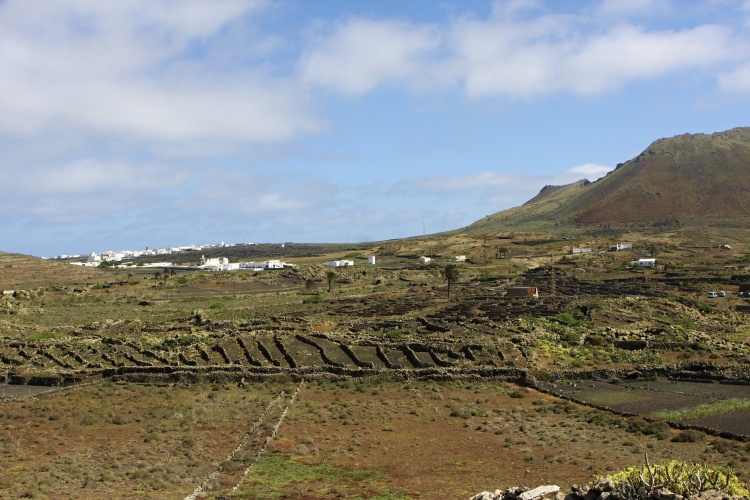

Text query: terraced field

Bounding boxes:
[4,243,750,498]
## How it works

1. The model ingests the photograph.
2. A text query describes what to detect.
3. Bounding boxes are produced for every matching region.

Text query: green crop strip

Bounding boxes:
[648,398,750,421]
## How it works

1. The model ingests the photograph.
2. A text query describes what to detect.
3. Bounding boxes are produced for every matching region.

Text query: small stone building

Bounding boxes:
[506,287,539,298]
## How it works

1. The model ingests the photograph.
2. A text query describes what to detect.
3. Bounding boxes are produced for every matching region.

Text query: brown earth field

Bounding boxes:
[3,378,750,500]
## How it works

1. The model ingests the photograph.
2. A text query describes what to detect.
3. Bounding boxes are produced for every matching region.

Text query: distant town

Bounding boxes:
[46,239,670,273]
[52,241,379,272]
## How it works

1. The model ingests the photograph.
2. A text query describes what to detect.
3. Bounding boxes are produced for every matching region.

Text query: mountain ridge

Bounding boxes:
[466,126,750,235]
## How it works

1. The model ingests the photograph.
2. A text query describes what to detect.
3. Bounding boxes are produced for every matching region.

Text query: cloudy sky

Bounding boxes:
[3,0,750,257]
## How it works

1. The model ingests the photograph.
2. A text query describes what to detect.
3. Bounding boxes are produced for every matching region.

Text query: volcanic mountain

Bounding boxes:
[466,127,750,234]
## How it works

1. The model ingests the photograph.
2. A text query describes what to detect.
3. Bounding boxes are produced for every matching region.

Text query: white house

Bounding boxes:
[419,256,431,263]
[609,243,633,252]
[200,256,228,268]
[453,255,467,262]
[572,248,592,254]
[325,260,354,267]
[264,260,284,269]
[368,256,376,265]
[631,258,656,267]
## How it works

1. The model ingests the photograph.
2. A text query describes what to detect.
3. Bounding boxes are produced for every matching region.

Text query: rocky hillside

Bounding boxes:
[467,127,750,234]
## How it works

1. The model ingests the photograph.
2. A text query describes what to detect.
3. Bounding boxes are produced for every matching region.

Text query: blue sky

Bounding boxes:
[2,0,750,257]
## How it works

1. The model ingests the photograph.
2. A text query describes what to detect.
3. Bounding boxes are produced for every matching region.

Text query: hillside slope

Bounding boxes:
[0,253,106,290]
[467,127,750,234]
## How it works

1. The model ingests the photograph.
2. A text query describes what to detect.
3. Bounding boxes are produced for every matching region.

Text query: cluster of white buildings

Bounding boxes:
[199,256,288,272]
[62,242,244,266]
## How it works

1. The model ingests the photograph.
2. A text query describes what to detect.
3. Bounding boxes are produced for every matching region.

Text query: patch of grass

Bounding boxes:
[303,294,324,304]
[382,329,404,341]
[648,398,750,421]
[209,302,226,310]
[26,331,60,342]
[236,455,408,499]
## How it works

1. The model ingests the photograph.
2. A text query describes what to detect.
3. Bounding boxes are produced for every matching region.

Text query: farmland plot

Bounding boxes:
[2,379,749,499]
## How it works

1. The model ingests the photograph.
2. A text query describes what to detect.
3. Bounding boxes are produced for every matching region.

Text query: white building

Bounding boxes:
[419,256,431,263]
[200,256,228,268]
[240,262,265,270]
[264,260,284,269]
[609,243,633,252]
[325,260,354,267]
[453,255,466,262]
[631,258,656,267]
[368,256,376,265]
[572,248,592,254]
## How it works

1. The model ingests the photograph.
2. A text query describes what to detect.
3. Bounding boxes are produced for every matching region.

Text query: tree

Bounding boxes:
[305,278,315,292]
[441,264,460,301]
[326,270,337,292]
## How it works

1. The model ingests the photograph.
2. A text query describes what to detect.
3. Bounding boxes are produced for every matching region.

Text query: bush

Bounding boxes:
[602,456,750,497]
[559,331,582,344]
[382,329,404,341]
[554,312,586,327]
[303,295,324,304]
[641,421,670,440]
[672,429,706,443]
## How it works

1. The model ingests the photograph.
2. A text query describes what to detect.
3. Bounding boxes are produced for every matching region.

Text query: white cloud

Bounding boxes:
[563,24,735,95]
[563,163,612,179]
[449,9,739,98]
[417,171,527,190]
[0,158,188,223]
[298,2,745,99]
[596,0,671,18]
[0,0,320,145]
[719,63,750,92]
[299,17,442,95]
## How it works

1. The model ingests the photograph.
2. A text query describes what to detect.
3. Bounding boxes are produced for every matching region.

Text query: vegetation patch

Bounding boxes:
[602,457,750,497]
[648,398,750,421]
[237,455,405,499]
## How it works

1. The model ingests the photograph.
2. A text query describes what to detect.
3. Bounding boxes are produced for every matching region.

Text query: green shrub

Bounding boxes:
[698,304,715,315]
[209,302,226,310]
[671,429,706,443]
[554,310,588,327]
[26,331,60,342]
[602,456,750,497]
[560,331,582,344]
[382,329,404,341]
[641,421,670,440]
[303,295,324,304]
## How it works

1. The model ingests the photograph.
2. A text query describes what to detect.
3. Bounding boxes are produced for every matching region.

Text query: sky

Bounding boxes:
[3,0,750,257]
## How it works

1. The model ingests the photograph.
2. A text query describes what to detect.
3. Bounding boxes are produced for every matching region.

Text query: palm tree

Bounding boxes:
[441,264,460,301]
[326,270,337,292]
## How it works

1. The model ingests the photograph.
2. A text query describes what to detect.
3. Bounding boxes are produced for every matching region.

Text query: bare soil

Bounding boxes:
[2,379,748,499]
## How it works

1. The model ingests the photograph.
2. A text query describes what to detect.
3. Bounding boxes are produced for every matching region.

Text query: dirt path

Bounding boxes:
[184,381,303,499]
